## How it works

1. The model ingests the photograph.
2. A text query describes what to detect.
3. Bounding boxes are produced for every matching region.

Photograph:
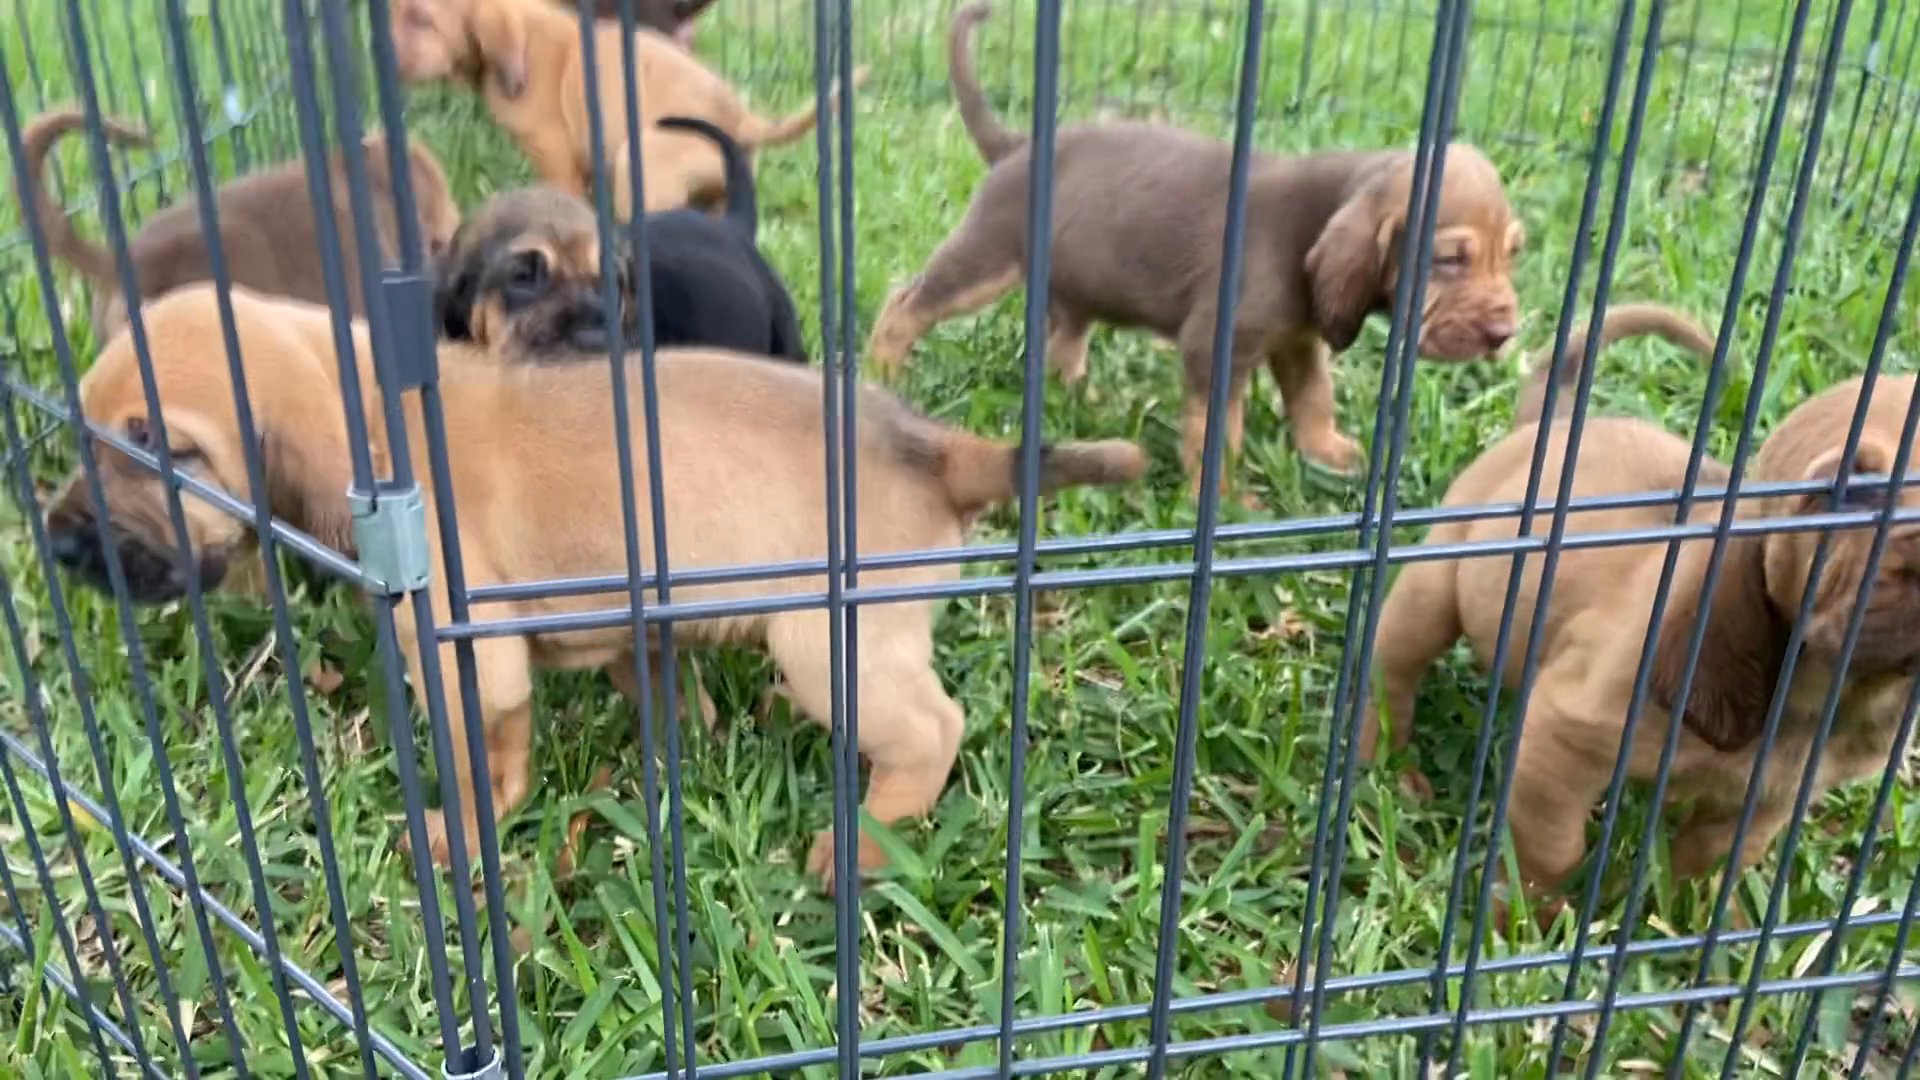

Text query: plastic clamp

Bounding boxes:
[380,268,440,392]
[348,482,432,595]
[441,1045,502,1080]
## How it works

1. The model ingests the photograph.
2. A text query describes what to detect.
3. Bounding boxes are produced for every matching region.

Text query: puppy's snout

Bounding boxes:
[568,295,612,352]
[1480,319,1516,350]
[48,518,97,570]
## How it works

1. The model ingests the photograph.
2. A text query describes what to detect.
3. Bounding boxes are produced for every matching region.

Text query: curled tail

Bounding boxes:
[932,431,1147,518]
[736,65,870,148]
[656,116,757,240]
[1515,303,1716,428]
[17,106,151,289]
[949,2,1024,164]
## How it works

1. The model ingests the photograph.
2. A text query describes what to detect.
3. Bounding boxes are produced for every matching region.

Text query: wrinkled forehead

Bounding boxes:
[1430,149,1511,231]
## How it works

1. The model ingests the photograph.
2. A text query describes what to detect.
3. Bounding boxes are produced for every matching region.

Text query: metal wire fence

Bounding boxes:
[0,0,1917,1077]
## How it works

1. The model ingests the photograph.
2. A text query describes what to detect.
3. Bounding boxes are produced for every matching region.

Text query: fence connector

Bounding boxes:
[380,268,440,392]
[349,483,432,595]
[442,1045,503,1080]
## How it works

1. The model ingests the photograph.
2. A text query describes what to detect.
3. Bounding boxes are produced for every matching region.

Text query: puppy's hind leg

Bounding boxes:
[1046,305,1094,386]
[768,608,964,893]
[1356,558,1461,798]
[866,218,1022,376]
[399,631,537,868]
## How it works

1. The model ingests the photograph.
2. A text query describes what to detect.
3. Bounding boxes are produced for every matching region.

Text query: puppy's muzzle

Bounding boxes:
[45,503,229,603]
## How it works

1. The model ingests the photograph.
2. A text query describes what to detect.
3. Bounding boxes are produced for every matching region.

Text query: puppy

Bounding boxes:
[582,0,716,46]
[44,283,1148,888]
[435,117,805,360]
[1360,303,1920,912]
[390,0,853,220]
[18,106,462,343]
[868,3,1522,503]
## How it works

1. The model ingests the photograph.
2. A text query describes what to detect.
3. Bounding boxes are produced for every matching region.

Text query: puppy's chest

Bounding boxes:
[1678,675,1912,805]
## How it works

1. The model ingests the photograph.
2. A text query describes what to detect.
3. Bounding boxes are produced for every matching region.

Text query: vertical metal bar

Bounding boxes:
[313,0,514,1063]
[832,12,863,1073]
[1606,3,1859,1071]
[276,6,470,1071]
[1701,2,1753,177]
[1654,0,1710,191]
[1864,14,1920,222]
[1297,5,1468,1078]
[201,0,248,171]
[1847,837,1920,1080]
[1515,0,1554,136]
[810,0,862,1071]
[1532,0,1819,1067]
[0,585,120,1080]
[1829,0,1890,200]
[1415,2,1653,1074]
[1294,0,1320,109]
[1437,5,1663,1078]
[571,5,688,1078]
[996,0,1062,1072]
[1142,12,1266,1079]
[156,0,382,1071]
[1850,2,1917,217]
[1,30,236,1080]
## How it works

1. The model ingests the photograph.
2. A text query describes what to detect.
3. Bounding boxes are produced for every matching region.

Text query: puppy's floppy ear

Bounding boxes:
[470,2,529,99]
[1306,187,1400,352]
[1650,532,1787,753]
[434,244,481,340]
[1786,437,1920,664]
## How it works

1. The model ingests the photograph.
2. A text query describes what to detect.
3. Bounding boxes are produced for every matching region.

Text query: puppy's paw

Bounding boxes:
[1299,431,1364,477]
[806,828,888,894]
[1397,765,1435,802]
[401,808,476,870]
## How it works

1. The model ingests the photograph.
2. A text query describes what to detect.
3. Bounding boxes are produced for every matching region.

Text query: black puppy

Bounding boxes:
[434,119,806,362]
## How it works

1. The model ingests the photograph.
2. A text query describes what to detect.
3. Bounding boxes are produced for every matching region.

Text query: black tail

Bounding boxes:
[1515,303,1717,428]
[656,115,758,241]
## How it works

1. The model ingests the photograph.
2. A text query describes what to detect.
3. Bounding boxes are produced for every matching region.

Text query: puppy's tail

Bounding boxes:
[656,116,758,241]
[735,66,870,148]
[949,2,1024,164]
[1514,303,1715,428]
[929,430,1148,518]
[17,105,151,290]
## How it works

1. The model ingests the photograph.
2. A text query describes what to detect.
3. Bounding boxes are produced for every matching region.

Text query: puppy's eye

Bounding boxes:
[510,251,548,287]
[1841,476,1895,509]
[1435,250,1471,269]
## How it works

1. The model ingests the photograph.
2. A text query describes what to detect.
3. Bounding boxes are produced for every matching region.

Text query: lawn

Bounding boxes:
[2,0,1919,1076]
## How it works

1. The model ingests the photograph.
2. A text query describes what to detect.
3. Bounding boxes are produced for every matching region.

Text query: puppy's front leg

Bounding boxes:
[394,611,537,868]
[1505,710,1611,912]
[1179,367,1254,508]
[1671,797,1791,881]
[1269,336,1362,476]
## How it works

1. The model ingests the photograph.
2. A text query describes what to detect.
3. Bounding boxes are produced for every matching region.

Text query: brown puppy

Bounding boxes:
[19,106,462,343]
[868,3,1522,502]
[1360,303,1920,913]
[43,283,1148,888]
[391,0,851,220]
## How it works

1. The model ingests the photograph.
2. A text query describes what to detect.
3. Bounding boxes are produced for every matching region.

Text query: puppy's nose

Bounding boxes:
[1480,319,1516,350]
[48,524,93,569]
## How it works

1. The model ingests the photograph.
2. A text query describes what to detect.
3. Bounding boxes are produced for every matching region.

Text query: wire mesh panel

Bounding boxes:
[0,0,1916,1077]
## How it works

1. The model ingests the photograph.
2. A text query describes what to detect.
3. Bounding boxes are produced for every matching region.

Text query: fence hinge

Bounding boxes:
[381,268,440,392]
[442,1045,503,1080]
[349,483,432,596]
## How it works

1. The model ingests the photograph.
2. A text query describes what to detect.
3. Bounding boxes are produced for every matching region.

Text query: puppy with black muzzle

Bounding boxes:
[436,116,806,361]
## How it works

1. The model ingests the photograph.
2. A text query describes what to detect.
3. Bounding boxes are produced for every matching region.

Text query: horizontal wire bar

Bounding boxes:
[3,377,377,588]
[0,727,434,1080]
[624,910,1910,1079]
[0,920,169,1080]
[439,501,1920,641]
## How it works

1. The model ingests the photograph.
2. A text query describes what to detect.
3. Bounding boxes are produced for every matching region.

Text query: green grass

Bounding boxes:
[3,0,1920,1076]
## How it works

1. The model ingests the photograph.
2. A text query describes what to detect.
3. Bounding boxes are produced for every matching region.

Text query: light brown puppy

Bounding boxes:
[19,106,462,342]
[43,284,1147,889]
[1360,303,1920,914]
[867,3,1522,503]
[390,0,853,219]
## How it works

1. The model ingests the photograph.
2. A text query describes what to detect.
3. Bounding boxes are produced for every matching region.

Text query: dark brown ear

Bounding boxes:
[1305,191,1398,352]
[1650,533,1787,752]
[471,3,529,99]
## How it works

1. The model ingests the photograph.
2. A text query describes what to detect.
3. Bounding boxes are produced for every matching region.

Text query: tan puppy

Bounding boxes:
[19,106,462,342]
[43,284,1148,888]
[390,0,853,219]
[867,3,1522,503]
[1360,303,1920,913]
